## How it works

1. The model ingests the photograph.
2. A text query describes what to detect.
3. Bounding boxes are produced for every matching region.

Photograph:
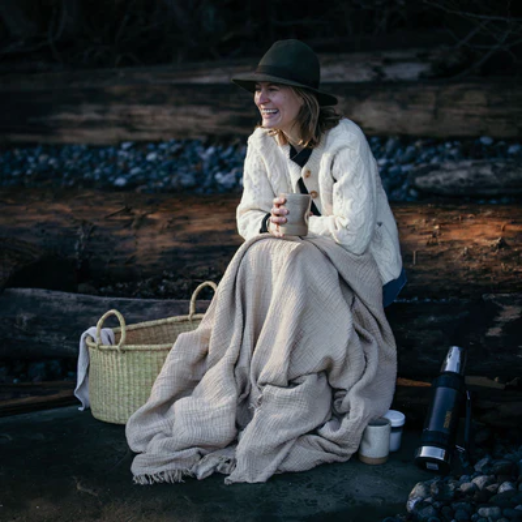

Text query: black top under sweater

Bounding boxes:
[259,145,316,233]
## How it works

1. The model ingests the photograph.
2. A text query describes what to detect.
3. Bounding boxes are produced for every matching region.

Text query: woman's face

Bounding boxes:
[254,82,303,137]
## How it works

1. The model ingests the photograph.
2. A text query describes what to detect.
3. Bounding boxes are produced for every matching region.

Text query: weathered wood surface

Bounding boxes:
[411,160,522,197]
[0,77,519,143]
[0,288,211,360]
[0,237,44,291]
[1,190,521,299]
[388,293,522,381]
[0,381,76,417]
[1,288,520,382]
[0,48,466,88]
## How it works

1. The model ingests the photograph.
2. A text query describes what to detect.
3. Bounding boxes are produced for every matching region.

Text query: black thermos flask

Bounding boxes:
[414,346,467,475]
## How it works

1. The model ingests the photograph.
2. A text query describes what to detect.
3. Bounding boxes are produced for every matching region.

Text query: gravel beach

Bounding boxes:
[1,135,521,203]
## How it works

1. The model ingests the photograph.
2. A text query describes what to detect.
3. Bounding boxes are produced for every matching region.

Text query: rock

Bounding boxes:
[503,507,522,520]
[475,457,493,473]
[452,502,473,514]
[460,483,478,495]
[454,508,471,521]
[27,361,46,381]
[407,496,424,513]
[492,460,517,478]
[490,491,518,508]
[474,488,494,503]
[385,137,400,157]
[441,505,454,521]
[477,506,502,520]
[487,484,500,494]
[473,475,495,490]
[480,136,494,146]
[431,479,456,501]
[113,176,128,187]
[413,502,439,522]
[410,482,433,500]
[47,360,63,379]
[499,482,517,494]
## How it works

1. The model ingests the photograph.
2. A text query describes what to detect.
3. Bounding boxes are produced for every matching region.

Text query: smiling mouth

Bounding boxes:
[261,109,279,116]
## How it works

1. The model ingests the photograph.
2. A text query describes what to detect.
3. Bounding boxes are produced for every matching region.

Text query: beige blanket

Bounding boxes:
[126,235,397,484]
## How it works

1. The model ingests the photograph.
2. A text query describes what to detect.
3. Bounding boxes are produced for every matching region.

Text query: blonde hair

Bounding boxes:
[266,86,342,148]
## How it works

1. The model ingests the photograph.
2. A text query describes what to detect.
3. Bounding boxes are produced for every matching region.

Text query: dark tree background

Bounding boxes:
[0,0,520,76]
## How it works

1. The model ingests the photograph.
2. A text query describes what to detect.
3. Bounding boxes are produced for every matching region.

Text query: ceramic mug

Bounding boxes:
[278,193,312,236]
[384,410,406,452]
[358,417,391,465]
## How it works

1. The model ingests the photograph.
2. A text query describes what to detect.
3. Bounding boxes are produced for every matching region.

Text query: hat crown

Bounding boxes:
[256,40,320,90]
[230,39,338,106]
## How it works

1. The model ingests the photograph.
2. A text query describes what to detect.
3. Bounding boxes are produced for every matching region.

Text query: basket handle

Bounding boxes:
[95,309,127,352]
[189,281,217,319]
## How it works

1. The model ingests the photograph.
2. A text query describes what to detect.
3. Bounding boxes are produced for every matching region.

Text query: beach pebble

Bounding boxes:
[477,506,502,520]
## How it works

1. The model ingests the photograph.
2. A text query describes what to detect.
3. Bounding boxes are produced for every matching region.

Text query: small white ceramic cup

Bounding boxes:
[358,417,391,465]
[278,193,312,236]
[383,410,406,452]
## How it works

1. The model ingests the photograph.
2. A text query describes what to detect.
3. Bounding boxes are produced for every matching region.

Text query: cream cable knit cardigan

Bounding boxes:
[237,118,403,285]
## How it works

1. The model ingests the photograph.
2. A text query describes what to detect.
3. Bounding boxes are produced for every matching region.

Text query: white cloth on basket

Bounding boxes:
[74,327,115,410]
[126,235,397,485]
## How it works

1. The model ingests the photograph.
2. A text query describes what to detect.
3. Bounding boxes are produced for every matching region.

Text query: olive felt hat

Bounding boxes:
[231,39,338,107]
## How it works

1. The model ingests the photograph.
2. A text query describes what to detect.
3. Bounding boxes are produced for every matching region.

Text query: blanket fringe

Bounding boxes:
[133,469,187,485]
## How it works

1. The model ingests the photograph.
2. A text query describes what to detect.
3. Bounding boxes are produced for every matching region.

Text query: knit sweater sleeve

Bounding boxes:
[308,129,377,255]
[236,140,275,240]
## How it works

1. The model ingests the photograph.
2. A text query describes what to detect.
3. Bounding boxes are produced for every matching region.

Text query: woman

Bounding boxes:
[126,39,405,485]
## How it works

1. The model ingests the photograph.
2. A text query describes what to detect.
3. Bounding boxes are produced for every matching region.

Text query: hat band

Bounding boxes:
[255,65,318,89]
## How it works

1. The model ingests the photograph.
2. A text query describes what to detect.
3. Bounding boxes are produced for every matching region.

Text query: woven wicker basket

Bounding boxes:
[86,281,217,425]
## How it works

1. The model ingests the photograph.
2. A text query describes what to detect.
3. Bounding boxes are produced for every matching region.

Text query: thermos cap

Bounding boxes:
[441,345,467,375]
[383,409,406,427]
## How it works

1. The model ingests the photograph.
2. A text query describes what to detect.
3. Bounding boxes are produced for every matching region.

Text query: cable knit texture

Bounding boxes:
[126,235,397,484]
[237,118,403,284]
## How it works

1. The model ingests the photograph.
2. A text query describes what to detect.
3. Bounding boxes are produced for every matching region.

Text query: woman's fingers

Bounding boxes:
[268,220,283,238]
[269,196,288,237]
[270,211,287,224]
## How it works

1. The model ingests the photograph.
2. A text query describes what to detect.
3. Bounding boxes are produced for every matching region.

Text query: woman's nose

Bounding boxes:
[256,90,268,104]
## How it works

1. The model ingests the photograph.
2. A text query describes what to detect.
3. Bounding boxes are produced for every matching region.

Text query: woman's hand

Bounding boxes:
[268,196,288,238]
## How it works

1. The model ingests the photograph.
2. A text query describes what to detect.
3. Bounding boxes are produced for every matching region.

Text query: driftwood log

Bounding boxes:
[410,160,522,197]
[0,73,520,143]
[0,381,77,417]
[0,48,465,88]
[1,288,520,383]
[2,379,520,429]
[392,382,522,430]
[1,189,521,299]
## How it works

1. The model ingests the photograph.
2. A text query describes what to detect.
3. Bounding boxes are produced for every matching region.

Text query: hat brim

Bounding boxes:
[231,73,338,107]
